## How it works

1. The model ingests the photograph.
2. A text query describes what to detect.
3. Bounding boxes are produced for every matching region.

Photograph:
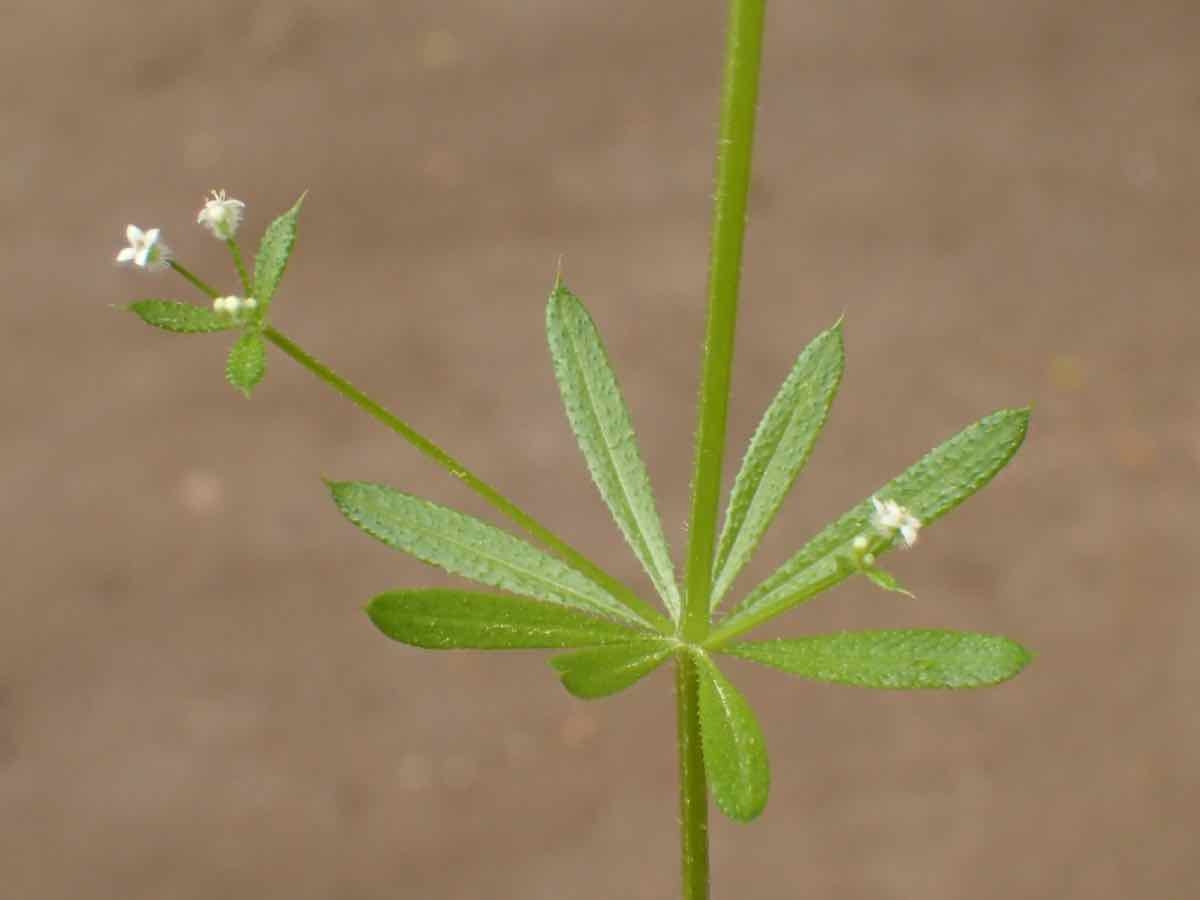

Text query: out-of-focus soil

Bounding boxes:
[3,2,1198,898]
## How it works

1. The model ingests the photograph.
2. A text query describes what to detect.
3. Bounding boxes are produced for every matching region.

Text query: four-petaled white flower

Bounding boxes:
[196,189,245,240]
[116,225,171,271]
[870,496,921,547]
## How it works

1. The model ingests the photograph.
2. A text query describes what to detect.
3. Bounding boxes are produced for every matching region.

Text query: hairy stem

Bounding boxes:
[261,326,670,633]
[683,0,768,643]
[676,651,710,900]
[169,260,220,300]
[677,2,768,896]
[227,239,253,296]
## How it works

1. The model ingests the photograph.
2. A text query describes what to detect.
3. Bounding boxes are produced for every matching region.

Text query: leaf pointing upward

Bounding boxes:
[254,193,305,307]
[546,286,681,619]
[712,322,843,607]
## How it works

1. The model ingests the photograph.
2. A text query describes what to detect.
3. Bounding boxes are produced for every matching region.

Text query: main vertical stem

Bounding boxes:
[676,652,710,900]
[678,2,768,898]
[682,0,768,641]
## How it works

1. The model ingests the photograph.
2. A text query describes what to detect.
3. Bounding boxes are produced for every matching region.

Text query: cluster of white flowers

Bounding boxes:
[116,189,245,273]
[213,295,258,315]
[115,225,171,271]
[196,189,245,240]
[870,497,921,548]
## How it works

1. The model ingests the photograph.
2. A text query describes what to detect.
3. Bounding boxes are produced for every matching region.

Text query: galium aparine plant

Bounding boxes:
[115,3,1031,896]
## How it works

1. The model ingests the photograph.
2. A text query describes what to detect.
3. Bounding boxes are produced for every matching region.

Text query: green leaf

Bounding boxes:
[226,331,266,397]
[695,652,769,822]
[329,481,646,627]
[367,589,648,649]
[862,567,914,598]
[253,193,305,306]
[712,323,844,607]
[714,408,1030,641]
[551,640,673,699]
[128,300,234,334]
[546,285,681,619]
[725,631,1033,689]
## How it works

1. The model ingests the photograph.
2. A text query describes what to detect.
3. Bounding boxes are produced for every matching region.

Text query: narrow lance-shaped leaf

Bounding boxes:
[551,640,674,699]
[714,408,1030,641]
[128,300,235,334]
[254,193,305,307]
[546,286,681,619]
[329,481,648,627]
[695,652,770,822]
[226,330,266,397]
[725,631,1033,689]
[367,589,650,650]
[711,322,844,607]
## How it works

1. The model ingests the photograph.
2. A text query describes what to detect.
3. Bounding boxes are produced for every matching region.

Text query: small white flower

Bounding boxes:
[242,296,257,310]
[870,496,921,547]
[116,225,171,271]
[852,535,870,553]
[196,189,245,240]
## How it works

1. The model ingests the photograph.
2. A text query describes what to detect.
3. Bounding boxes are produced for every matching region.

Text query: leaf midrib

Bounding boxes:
[353,492,638,625]
[560,312,678,607]
[715,372,818,592]
[381,613,640,646]
[700,659,756,807]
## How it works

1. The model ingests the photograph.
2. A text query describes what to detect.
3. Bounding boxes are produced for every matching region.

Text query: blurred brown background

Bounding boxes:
[3,1,1198,897]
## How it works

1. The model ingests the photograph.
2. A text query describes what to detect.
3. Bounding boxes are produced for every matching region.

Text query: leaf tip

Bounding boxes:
[322,478,354,507]
[1005,405,1033,445]
[547,278,572,308]
[721,797,768,823]
[124,301,150,323]
[827,317,847,358]
[1012,640,1036,671]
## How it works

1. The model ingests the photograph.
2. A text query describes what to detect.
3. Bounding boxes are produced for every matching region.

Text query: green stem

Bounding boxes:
[262,326,670,634]
[683,0,767,643]
[677,3,768,895]
[676,651,710,900]
[705,565,843,650]
[227,239,253,296]
[169,260,220,300]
